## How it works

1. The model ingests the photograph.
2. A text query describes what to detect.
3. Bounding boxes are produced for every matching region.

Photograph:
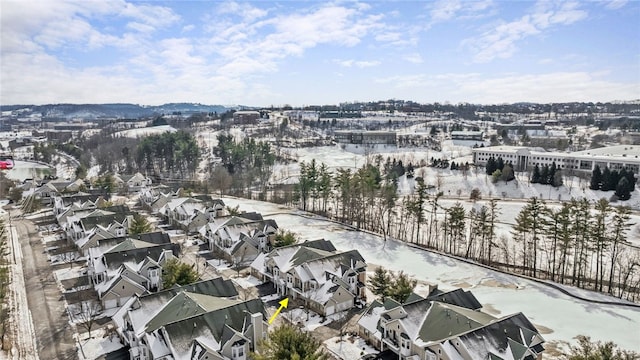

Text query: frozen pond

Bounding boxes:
[4,160,55,182]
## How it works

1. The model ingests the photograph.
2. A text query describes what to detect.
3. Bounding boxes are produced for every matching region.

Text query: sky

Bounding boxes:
[1,0,639,106]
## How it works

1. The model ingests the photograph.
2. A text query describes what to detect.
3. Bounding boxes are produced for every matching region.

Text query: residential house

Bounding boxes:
[53,193,103,220]
[88,238,180,309]
[200,214,278,265]
[358,291,545,360]
[139,185,176,212]
[113,172,153,193]
[77,230,170,257]
[32,182,60,205]
[113,286,266,360]
[65,206,133,243]
[358,288,482,349]
[250,239,366,316]
[160,196,226,234]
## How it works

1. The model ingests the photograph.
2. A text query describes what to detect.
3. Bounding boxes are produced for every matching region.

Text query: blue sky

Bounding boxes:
[1,0,638,106]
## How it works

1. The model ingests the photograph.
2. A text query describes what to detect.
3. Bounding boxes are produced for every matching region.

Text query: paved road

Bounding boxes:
[15,217,77,360]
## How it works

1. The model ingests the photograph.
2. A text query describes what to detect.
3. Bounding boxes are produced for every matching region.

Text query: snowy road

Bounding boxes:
[13,217,76,359]
[5,222,38,360]
[221,197,640,354]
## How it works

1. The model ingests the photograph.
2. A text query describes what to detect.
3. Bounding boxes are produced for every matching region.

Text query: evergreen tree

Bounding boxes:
[162,259,199,288]
[388,271,417,304]
[548,162,557,185]
[552,170,564,187]
[615,177,631,200]
[496,157,505,171]
[486,157,497,175]
[369,267,391,299]
[531,164,541,184]
[129,214,153,235]
[602,167,613,191]
[252,324,328,360]
[273,230,298,248]
[540,165,550,185]
[625,170,636,191]
[590,165,602,190]
[501,164,515,183]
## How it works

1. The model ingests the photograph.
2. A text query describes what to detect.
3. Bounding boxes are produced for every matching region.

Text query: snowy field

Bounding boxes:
[220,197,640,354]
[272,140,474,184]
[115,125,176,138]
[271,142,640,211]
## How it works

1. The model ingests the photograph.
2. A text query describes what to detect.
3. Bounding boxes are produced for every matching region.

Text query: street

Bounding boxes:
[13,216,77,359]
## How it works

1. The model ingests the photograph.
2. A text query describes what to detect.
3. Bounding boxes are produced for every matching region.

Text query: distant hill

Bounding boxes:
[0,103,231,119]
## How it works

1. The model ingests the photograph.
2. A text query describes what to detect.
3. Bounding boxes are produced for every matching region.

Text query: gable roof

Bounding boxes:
[161,298,266,357]
[133,231,171,245]
[145,292,240,332]
[426,288,483,311]
[105,238,159,253]
[80,212,132,230]
[103,243,179,270]
[455,312,543,359]
[140,278,238,302]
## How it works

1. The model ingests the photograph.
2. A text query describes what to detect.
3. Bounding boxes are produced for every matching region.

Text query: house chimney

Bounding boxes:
[251,312,263,350]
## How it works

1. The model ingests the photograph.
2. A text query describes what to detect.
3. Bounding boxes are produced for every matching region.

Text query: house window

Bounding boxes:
[232,344,246,360]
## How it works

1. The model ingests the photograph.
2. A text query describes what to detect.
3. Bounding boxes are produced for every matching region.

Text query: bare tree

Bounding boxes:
[73,299,101,339]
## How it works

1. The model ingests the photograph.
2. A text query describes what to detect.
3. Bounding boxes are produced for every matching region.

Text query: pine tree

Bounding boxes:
[496,157,505,171]
[369,267,391,299]
[252,324,328,360]
[615,177,631,200]
[590,165,602,190]
[548,162,557,185]
[602,167,613,191]
[486,157,496,175]
[388,271,417,303]
[129,214,153,235]
[531,164,541,184]
[540,165,549,185]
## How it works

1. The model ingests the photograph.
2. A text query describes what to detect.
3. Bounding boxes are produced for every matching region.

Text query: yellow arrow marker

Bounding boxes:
[268,298,289,324]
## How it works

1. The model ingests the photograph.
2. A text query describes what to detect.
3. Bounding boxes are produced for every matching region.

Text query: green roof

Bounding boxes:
[106,238,158,253]
[417,302,496,343]
[508,338,530,359]
[290,247,334,267]
[145,291,239,332]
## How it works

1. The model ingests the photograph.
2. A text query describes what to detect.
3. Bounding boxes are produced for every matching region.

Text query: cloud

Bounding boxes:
[604,0,628,10]
[375,71,637,104]
[465,0,588,63]
[0,1,388,105]
[334,59,381,68]
[404,54,424,64]
[428,0,495,25]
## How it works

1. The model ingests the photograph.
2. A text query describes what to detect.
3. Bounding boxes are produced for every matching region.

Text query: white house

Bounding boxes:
[250,239,366,316]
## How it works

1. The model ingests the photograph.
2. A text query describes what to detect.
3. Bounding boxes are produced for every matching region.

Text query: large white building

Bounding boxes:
[472,145,640,175]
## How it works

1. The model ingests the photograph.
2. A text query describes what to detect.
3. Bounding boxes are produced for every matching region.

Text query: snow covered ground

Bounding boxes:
[324,336,377,360]
[232,275,263,289]
[4,222,39,360]
[220,197,640,354]
[76,328,124,360]
[286,308,350,332]
[115,125,177,138]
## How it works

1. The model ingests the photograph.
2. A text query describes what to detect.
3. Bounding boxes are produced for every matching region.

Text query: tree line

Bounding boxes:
[293,160,640,301]
[530,163,563,187]
[590,165,636,201]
